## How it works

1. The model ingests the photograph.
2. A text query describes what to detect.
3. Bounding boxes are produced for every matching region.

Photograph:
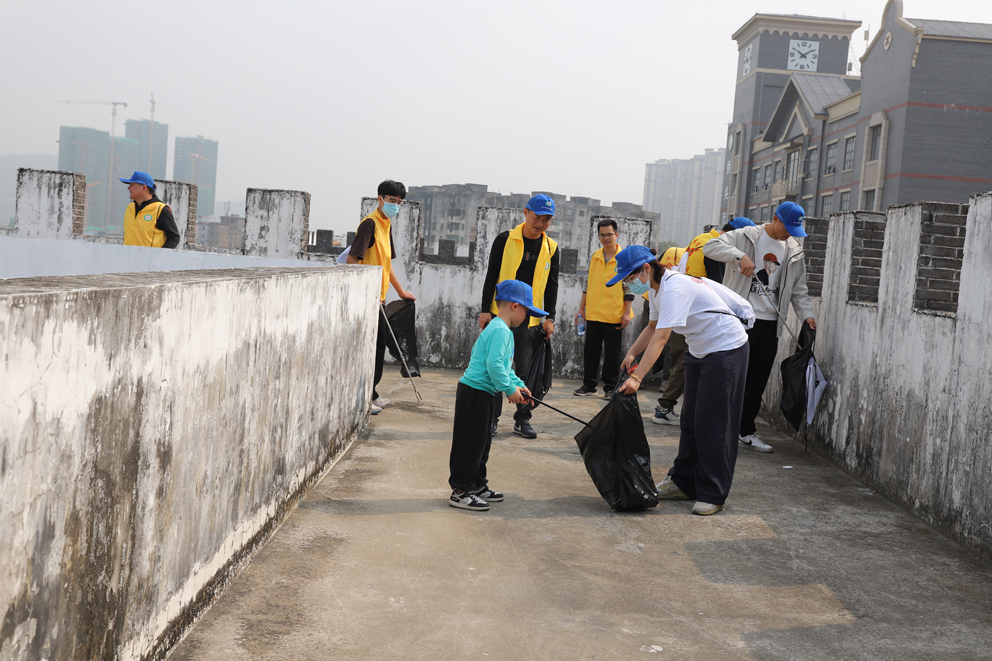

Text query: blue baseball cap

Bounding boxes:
[606,245,655,287]
[730,216,756,229]
[120,171,156,189]
[525,194,555,217]
[775,202,806,238]
[495,280,548,317]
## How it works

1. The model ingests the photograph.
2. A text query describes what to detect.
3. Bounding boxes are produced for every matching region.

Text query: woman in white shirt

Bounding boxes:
[609,245,753,516]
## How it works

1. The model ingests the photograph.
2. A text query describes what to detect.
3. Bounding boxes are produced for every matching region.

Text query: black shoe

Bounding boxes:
[490,420,498,438]
[471,486,504,502]
[513,421,537,439]
[450,490,490,511]
[603,387,615,400]
[573,384,598,396]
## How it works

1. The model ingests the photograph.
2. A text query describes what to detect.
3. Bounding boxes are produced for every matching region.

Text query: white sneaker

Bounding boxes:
[371,404,382,415]
[373,397,390,407]
[656,477,689,500]
[692,501,723,516]
[739,433,773,453]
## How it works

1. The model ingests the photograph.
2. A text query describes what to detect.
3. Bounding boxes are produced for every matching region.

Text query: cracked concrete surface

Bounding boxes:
[169,368,992,660]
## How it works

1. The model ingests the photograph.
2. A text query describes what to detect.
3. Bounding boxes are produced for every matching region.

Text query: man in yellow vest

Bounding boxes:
[120,171,180,249]
[654,217,755,426]
[478,194,559,439]
[347,180,416,415]
[574,219,634,398]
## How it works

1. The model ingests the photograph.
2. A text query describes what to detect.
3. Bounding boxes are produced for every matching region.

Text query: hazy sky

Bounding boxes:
[0,0,985,232]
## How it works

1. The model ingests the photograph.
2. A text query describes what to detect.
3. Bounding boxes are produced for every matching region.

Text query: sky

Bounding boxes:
[0,0,986,233]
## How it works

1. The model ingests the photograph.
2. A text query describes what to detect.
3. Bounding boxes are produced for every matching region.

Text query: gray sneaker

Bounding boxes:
[691,501,723,516]
[656,477,690,500]
[739,433,774,453]
[450,490,490,511]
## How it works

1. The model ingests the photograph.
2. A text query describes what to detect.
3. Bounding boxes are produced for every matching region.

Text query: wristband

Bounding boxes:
[629,374,642,383]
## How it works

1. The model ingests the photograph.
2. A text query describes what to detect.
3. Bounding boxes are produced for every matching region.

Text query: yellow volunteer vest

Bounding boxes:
[684,229,721,278]
[123,201,168,247]
[356,209,392,302]
[491,223,558,328]
[585,246,626,324]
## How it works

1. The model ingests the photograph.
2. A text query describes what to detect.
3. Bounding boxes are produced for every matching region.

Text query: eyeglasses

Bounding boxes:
[598,232,616,238]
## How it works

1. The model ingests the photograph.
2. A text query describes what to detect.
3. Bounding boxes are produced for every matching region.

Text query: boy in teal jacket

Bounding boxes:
[449,280,545,511]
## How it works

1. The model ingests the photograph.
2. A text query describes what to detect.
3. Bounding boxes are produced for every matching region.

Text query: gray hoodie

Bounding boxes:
[701,224,815,338]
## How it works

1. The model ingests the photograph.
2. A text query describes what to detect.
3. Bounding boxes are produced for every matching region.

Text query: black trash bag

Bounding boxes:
[521,331,553,411]
[779,323,816,431]
[383,299,421,378]
[573,391,659,512]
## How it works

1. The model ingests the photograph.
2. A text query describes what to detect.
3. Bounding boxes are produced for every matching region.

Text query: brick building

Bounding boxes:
[722,1,992,222]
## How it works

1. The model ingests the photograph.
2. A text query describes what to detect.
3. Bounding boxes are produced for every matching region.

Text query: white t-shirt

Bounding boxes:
[650,271,752,358]
[749,228,786,321]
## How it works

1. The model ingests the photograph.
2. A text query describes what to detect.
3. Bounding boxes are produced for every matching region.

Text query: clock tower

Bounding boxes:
[723,14,861,219]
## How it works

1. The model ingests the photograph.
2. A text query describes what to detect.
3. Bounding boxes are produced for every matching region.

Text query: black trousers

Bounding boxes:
[373,310,389,400]
[739,319,779,437]
[668,343,749,506]
[449,382,497,491]
[493,323,543,424]
[583,320,623,391]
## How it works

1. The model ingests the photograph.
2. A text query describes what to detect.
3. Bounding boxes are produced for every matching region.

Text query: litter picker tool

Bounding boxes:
[525,395,589,426]
[379,303,422,402]
[751,275,802,345]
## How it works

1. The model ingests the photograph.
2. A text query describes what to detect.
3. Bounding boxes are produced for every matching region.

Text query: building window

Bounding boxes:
[843,136,856,171]
[803,196,814,213]
[763,164,772,189]
[839,191,851,211]
[761,205,770,222]
[774,160,783,182]
[731,173,738,196]
[822,194,834,214]
[786,150,800,184]
[869,125,882,162]
[806,148,818,179]
[752,168,760,192]
[734,131,741,155]
[825,142,838,174]
[864,189,876,211]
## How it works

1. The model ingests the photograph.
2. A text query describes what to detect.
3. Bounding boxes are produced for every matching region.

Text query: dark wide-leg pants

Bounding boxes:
[373,309,388,401]
[449,382,497,491]
[667,342,750,506]
[493,324,543,425]
[739,319,779,437]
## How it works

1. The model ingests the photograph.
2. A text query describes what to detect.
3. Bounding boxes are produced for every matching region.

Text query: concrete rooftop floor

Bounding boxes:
[170,368,992,660]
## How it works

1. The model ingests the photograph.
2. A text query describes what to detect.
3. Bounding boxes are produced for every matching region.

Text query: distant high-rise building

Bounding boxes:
[643,148,725,246]
[58,126,140,235]
[174,136,218,217]
[124,119,168,180]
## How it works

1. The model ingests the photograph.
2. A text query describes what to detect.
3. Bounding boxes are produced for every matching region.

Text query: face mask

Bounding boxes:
[628,277,649,295]
[382,202,400,218]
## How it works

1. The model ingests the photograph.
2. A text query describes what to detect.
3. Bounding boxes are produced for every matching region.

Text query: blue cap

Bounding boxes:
[120,171,156,189]
[730,216,755,229]
[775,202,806,238]
[606,245,655,287]
[525,194,555,217]
[495,280,548,317]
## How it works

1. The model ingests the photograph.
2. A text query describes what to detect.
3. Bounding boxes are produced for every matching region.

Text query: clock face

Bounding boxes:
[788,39,819,71]
[742,44,753,76]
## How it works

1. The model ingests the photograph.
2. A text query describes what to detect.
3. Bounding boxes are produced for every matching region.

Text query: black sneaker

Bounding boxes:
[603,387,615,400]
[450,490,490,511]
[471,486,504,502]
[574,384,598,396]
[490,419,498,438]
[513,421,537,438]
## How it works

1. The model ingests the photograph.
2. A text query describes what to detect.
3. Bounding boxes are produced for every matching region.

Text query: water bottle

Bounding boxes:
[576,313,586,336]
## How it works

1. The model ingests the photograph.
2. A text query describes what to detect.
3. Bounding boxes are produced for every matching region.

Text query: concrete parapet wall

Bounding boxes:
[759,194,992,560]
[244,188,311,258]
[155,179,198,249]
[8,169,84,239]
[0,266,380,660]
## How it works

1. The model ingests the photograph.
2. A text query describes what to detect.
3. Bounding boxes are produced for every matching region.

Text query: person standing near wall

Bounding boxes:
[478,194,559,439]
[347,180,416,415]
[655,217,755,426]
[612,246,753,516]
[120,171,180,249]
[702,202,815,453]
[574,219,634,398]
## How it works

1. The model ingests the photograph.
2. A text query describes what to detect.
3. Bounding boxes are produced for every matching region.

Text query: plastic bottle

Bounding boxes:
[576,313,586,336]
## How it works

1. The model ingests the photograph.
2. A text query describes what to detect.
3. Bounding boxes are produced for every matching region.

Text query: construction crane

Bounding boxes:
[60,100,129,223]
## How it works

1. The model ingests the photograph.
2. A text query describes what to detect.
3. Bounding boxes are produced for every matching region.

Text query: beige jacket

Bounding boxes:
[701,225,815,338]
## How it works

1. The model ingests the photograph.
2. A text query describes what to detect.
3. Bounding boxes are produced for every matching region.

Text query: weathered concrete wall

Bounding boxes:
[0,266,380,660]
[0,236,337,280]
[244,188,310,258]
[759,195,992,560]
[154,179,198,249]
[7,169,85,239]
